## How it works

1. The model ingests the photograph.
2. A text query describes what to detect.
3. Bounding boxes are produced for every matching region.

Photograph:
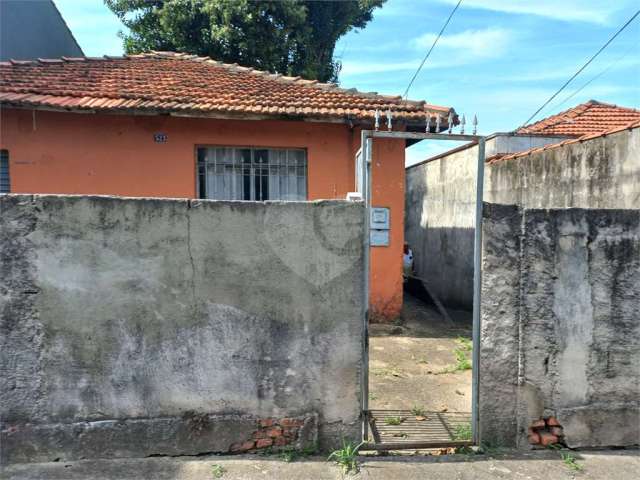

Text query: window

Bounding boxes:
[0,150,9,193]
[197,147,307,201]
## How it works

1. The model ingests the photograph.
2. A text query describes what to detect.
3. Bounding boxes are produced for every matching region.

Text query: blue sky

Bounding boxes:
[55,0,640,164]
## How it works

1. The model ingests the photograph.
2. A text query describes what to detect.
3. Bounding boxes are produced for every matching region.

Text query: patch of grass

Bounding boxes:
[211,464,225,478]
[368,392,378,401]
[411,405,426,416]
[439,338,473,373]
[279,443,317,462]
[561,452,584,471]
[328,440,363,474]
[452,423,472,441]
[456,336,472,351]
[384,416,403,426]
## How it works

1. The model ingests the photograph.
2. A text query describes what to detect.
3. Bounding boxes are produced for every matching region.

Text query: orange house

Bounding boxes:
[0,52,454,321]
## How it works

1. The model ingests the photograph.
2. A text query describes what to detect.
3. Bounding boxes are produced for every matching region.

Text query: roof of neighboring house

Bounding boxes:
[0,51,453,126]
[488,119,640,164]
[516,100,640,137]
[0,0,83,61]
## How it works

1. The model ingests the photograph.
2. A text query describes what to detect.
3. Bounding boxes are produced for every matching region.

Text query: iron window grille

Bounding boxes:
[0,150,9,193]
[197,147,307,201]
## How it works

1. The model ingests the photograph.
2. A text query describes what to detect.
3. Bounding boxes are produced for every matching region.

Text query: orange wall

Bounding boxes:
[0,108,405,320]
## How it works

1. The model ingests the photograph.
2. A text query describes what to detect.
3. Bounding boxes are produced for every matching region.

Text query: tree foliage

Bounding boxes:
[105,0,386,82]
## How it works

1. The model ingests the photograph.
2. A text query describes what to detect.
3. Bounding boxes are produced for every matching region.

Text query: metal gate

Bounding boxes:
[357,121,486,450]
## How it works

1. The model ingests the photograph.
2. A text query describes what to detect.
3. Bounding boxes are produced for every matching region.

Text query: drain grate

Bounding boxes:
[366,409,473,450]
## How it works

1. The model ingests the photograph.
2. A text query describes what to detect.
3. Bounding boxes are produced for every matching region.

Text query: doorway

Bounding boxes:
[359,129,485,451]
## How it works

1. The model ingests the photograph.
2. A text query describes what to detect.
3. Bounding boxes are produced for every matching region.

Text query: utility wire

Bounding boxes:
[402,0,463,99]
[549,44,636,111]
[521,8,640,128]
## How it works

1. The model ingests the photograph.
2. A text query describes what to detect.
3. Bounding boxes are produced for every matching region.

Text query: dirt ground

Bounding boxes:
[369,292,473,413]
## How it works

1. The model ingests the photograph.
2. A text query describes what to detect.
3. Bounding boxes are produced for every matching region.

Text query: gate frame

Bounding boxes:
[359,129,486,446]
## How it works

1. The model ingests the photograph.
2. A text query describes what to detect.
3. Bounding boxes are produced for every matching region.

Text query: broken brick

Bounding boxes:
[259,419,274,428]
[280,418,304,427]
[230,440,255,452]
[539,432,558,446]
[266,427,283,438]
[550,426,564,437]
[253,430,267,439]
[530,419,546,429]
[256,438,273,449]
[274,436,288,446]
[546,417,561,427]
[528,432,541,445]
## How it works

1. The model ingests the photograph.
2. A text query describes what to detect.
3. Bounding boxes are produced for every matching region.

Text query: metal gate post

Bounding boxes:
[471,137,485,444]
[361,131,372,441]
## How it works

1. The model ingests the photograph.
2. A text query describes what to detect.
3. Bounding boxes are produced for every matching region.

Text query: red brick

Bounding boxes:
[230,440,255,452]
[280,418,304,427]
[253,430,267,439]
[256,438,273,449]
[274,436,289,446]
[530,419,546,429]
[539,432,558,446]
[550,426,564,436]
[546,417,561,427]
[266,427,283,438]
[259,419,274,428]
[528,432,541,445]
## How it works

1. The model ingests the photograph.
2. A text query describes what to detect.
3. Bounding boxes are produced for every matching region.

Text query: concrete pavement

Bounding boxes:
[3,449,638,479]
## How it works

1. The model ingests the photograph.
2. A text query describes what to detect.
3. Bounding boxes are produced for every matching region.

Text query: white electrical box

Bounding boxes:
[370,207,389,229]
[370,207,390,247]
[370,229,390,247]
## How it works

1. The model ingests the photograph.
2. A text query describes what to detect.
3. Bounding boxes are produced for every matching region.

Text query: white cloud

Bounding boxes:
[435,0,633,25]
[413,27,514,58]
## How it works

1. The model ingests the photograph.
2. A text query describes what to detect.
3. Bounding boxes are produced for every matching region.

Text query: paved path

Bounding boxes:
[4,450,638,479]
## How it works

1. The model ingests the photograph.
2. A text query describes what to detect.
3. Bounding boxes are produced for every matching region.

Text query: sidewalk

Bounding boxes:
[3,449,639,480]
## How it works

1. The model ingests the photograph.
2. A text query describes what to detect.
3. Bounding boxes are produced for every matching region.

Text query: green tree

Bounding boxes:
[105,0,386,82]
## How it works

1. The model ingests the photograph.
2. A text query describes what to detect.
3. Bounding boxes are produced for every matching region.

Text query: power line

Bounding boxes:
[521,8,640,128]
[549,44,636,111]
[402,0,463,99]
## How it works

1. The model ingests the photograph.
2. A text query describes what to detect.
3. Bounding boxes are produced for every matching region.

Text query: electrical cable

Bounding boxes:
[521,8,640,128]
[402,0,463,99]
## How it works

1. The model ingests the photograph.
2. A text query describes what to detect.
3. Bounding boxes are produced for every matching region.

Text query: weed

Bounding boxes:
[561,452,583,471]
[368,392,378,401]
[327,440,364,474]
[456,336,472,351]
[279,443,317,462]
[384,416,403,426]
[439,340,472,373]
[411,405,426,416]
[452,423,472,441]
[454,445,475,454]
[211,464,225,478]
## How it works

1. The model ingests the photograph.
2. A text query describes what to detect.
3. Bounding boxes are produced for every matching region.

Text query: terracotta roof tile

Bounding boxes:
[517,100,640,137]
[489,119,640,164]
[0,51,454,125]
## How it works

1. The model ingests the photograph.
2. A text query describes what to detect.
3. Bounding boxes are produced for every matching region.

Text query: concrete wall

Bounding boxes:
[406,126,640,309]
[480,203,640,449]
[0,194,365,464]
[0,0,83,61]
[1,108,405,321]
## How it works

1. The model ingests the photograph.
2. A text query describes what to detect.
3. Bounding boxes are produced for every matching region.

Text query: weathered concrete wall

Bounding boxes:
[406,126,639,309]
[480,204,640,449]
[0,195,365,464]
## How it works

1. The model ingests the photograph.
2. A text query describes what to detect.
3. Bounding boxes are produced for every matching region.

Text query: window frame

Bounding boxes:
[195,145,308,201]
